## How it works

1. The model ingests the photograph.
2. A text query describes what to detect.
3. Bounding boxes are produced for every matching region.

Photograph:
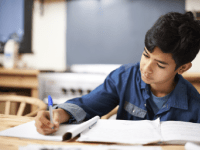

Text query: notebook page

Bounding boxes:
[185,142,200,150]
[161,121,200,144]
[77,118,162,145]
[0,120,77,141]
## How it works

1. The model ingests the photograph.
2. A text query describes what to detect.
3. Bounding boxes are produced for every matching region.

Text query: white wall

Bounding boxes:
[0,0,199,72]
[0,0,67,71]
[186,0,200,11]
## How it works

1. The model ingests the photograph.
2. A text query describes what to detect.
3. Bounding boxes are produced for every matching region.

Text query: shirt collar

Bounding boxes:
[139,71,151,100]
[138,64,148,90]
[140,72,188,110]
[141,80,147,89]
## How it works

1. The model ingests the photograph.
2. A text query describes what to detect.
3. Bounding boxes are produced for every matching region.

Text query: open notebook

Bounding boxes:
[0,116,200,145]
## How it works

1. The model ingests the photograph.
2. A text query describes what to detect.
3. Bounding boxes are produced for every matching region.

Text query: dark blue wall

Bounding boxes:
[0,0,24,42]
[67,0,185,65]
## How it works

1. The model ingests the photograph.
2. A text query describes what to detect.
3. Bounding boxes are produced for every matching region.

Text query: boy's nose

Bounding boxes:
[144,62,153,74]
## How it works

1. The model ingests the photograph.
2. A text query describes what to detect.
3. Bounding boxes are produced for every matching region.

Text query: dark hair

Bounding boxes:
[145,12,200,70]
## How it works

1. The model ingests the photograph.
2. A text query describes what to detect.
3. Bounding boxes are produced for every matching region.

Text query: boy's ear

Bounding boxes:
[177,62,192,74]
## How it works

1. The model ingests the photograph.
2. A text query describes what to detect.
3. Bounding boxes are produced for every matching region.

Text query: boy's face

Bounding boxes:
[140,46,179,87]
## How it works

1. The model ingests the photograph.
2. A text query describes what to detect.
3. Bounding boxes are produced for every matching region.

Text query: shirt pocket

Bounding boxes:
[124,101,147,118]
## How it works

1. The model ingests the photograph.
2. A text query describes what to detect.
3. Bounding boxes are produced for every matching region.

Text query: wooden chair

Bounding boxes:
[0,95,47,117]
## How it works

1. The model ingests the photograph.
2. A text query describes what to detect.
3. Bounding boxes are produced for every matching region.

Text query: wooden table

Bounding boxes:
[0,114,184,150]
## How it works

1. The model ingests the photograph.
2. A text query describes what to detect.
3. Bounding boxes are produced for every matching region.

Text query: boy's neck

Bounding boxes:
[150,79,177,97]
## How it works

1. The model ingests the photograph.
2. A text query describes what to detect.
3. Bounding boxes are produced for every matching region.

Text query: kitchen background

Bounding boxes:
[0,0,200,105]
[0,0,199,72]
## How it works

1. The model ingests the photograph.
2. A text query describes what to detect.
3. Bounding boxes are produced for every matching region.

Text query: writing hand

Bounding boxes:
[35,108,70,135]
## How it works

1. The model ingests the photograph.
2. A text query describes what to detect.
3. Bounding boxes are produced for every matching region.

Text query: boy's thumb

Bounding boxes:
[53,112,60,125]
[53,113,60,130]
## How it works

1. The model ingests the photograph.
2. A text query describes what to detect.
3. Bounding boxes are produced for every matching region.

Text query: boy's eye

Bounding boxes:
[157,64,165,69]
[143,53,149,58]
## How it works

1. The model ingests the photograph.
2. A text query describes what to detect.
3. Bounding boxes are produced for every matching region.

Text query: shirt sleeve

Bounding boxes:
[53,103,86,123]
[54,65,126,122]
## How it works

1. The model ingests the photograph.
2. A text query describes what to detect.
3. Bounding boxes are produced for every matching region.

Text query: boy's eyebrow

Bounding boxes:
[144,47,169,65]
[155,59,169,65]
[144,47,148,54]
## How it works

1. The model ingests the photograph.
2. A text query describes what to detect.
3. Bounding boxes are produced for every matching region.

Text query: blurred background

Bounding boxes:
[0,0,199,71]
[0,0,200,111]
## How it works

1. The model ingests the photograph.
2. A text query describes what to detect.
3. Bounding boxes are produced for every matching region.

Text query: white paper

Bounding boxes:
[19,144,162,150]
[0,116,99,141]
[0,120,77,141]
[161,121,200,144]
[185,142,200,150]
[77,119,162,145]
[3,115,199,145]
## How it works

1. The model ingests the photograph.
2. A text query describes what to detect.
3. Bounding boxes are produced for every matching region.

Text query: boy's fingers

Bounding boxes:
[42,112,54,128]
[36,124,50,135]
[36,122,57,135]
[35,109,64,135]
[53,111,60,130]
[45,113,55,128]
[36,127,55,135]
[53,122,59,131]
[35,111,54,128]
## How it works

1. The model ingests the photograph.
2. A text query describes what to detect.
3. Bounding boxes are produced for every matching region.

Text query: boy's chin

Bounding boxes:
[141,76,152,84]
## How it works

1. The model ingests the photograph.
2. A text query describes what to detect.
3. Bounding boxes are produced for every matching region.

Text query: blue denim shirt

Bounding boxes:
[55,62,200,123]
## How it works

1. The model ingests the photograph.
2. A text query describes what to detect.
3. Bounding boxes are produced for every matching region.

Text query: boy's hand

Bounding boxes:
[35,108,70,135]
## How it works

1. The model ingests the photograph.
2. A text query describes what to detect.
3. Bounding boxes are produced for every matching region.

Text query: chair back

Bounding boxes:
[0,95,47,117]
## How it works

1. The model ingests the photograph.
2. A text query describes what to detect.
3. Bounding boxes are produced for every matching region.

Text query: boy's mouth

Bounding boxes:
[142,73,152,80]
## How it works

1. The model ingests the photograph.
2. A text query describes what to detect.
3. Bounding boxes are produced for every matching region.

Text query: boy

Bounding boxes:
[35,11,200,135]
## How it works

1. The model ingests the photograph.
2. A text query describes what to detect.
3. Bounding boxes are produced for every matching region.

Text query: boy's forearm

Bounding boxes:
[56,108,71,123]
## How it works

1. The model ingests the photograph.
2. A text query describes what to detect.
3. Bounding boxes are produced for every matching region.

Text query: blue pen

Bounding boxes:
[48,95,54,129]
